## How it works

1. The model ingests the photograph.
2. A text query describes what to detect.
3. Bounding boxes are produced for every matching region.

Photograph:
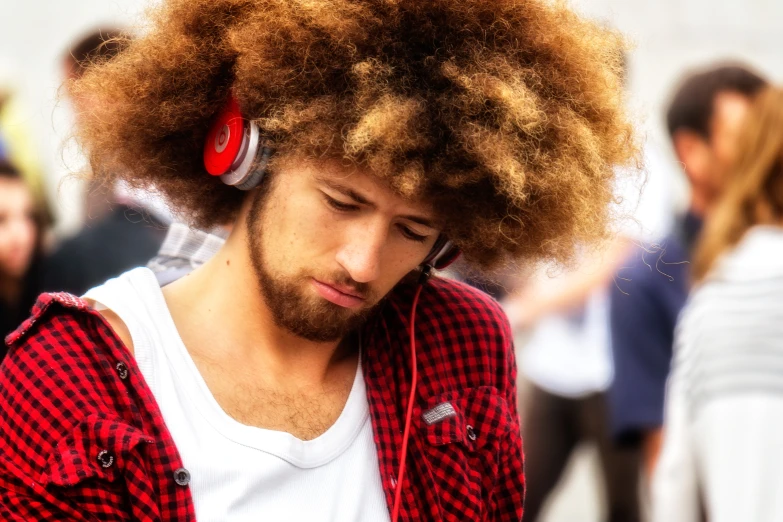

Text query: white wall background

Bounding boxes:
[1,0,782,235]
[0,0,150,234]
[573,0,783,143]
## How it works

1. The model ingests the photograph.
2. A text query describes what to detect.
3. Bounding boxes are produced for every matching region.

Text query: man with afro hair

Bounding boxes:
[0,0,635,520]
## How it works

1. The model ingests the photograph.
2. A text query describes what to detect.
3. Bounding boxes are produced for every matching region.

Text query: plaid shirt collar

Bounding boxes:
[0,279,524,521]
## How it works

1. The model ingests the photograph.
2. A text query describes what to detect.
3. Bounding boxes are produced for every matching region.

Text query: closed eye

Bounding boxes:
[323,191,431,243]
[323,193,360,212]
[398,225,428,243]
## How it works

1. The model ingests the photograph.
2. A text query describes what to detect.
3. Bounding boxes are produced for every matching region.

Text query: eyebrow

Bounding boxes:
[316,176,437,229]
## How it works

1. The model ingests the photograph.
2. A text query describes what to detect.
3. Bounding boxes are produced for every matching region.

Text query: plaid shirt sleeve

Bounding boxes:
[0,293,195,521]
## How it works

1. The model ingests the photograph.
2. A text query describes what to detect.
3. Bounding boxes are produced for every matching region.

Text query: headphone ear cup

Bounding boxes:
[204,97,246,176]
[229,145,271,191]
[204,97,269,191]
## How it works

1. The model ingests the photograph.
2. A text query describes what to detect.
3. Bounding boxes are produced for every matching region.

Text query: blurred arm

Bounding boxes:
[642,428,663,479]
[503,237,633,330]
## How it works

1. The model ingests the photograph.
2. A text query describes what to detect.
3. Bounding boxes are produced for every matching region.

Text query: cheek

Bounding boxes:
[294,200,344,252]
[375,249,427,292]
[0,223,36,273]
[5,223,35,252]
[23,223,37,251]
[260,197,337,274]
[715,140,740,172]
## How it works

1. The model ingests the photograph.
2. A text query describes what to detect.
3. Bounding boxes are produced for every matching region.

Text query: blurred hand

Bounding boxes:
[502,292,544,331]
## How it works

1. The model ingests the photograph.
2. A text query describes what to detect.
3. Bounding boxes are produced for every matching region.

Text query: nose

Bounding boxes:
[335,223,385,284]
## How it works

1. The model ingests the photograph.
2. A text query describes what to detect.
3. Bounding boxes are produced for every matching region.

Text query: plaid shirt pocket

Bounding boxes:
[420,386,516,521]
[41,415,160,521]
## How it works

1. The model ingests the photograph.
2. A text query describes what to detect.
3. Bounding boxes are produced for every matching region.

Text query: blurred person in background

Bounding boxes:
[652,86,783,522]
[502,67,677,522]
[608,64,766,482]
[41,28,168,296]
[0,161,46,352]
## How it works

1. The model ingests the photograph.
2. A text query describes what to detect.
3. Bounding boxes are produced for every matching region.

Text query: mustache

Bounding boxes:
[317,273,372,300]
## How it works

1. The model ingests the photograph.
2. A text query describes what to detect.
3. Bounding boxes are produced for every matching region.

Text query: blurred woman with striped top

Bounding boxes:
[653,86,783,522]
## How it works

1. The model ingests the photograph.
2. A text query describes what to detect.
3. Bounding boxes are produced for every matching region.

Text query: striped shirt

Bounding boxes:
[652,225,783,522]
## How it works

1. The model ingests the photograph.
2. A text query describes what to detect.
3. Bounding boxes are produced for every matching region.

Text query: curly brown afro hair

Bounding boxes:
[70,0,636,270]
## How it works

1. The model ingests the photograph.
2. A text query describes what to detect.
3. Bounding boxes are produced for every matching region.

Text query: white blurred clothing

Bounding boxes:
[521,290,612,397]
[652,226,783,522]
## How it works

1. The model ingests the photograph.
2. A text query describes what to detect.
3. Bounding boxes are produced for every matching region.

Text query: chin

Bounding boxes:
[1,263,30,280]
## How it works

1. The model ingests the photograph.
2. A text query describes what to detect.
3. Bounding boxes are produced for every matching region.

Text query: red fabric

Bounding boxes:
[0,278,524,521]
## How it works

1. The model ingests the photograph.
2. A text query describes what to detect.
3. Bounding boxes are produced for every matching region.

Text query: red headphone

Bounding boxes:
[204,97,461,270]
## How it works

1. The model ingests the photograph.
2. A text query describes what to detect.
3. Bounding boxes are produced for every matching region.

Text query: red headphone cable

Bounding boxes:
[391,266,431,522]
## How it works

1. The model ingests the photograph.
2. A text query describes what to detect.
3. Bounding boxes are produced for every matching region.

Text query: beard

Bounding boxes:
[246,187,379,342]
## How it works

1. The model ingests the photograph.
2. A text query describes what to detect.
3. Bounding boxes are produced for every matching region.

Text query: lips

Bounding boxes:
[311,279,366,309]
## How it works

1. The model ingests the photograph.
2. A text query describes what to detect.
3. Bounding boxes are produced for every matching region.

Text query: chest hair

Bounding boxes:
[190,353,356,441]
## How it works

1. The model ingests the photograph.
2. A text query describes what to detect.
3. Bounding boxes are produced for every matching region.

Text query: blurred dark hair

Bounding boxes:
[64,28,129,79]
[666,64,767,140]
[0,159,23,180]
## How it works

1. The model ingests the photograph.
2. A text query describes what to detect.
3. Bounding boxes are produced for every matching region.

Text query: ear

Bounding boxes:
[672,129,711,186]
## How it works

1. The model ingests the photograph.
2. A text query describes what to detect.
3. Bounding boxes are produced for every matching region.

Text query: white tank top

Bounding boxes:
[85,268,390,522]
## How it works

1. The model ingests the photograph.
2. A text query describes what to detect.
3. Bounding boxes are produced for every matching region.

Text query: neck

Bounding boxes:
[162,230,355,387]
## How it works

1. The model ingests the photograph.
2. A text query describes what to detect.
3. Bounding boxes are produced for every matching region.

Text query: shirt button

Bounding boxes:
[97,449,115,468]
[466,425,477,441]
[174,467,191,486]
[116,362,129,380]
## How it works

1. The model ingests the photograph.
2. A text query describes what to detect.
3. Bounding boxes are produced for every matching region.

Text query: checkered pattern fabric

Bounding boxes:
[0,278,524,521]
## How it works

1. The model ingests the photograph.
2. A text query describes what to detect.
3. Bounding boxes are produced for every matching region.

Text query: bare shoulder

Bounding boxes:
[84,298,136,357]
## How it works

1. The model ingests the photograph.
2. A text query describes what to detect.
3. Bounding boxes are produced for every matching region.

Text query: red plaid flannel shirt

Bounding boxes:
[0,277,524,521]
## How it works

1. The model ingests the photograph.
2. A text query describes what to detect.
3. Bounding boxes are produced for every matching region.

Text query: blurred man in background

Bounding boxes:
[608,64,767,481]
[42,29,168,295]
